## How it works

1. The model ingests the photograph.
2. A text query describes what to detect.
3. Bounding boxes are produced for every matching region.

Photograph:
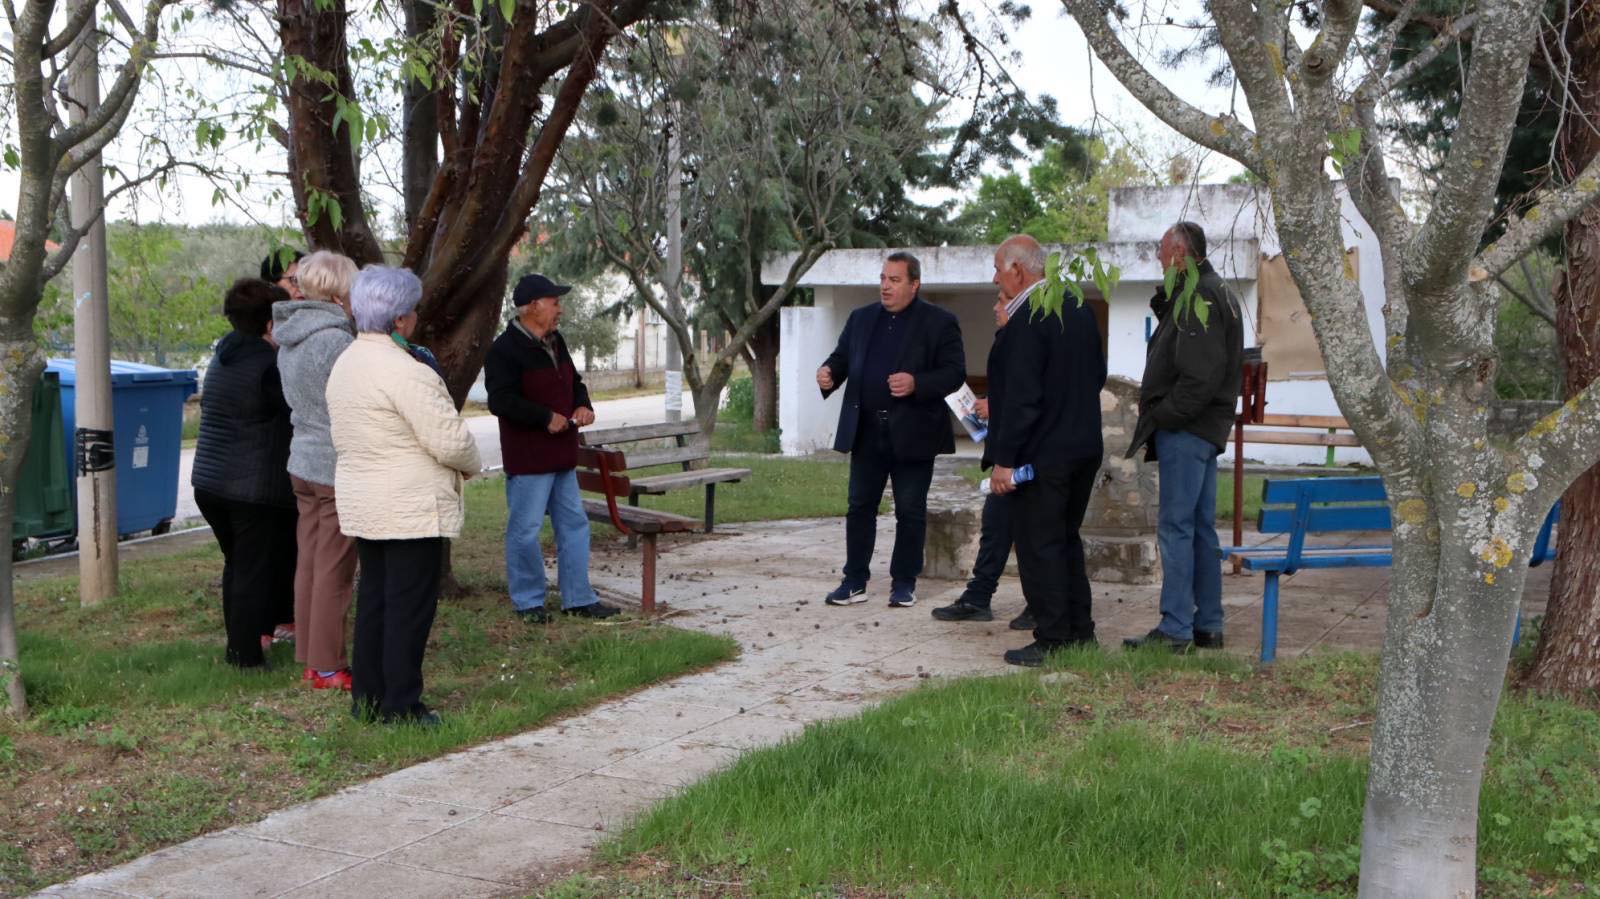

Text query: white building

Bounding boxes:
[766,183,1387,465]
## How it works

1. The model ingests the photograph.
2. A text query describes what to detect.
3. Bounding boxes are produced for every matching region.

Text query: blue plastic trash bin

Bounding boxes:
[46,359,199,537]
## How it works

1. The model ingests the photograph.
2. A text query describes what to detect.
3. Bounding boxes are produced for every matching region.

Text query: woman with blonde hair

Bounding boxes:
[272,249,359,689]
[328,265,480,725]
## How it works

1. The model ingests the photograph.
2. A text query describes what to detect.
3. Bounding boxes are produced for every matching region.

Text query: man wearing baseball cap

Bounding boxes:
[484,273,619,622]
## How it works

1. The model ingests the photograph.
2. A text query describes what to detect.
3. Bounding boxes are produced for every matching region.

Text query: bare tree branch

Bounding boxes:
[55,0,176,153]
[1478,153,1600,278]
[1494,272,1557,325]
[1408,0,1544,289]
[42,1,97,60]
[1379,12,1480,95]
[150,50,274,79]
[1058,0,1263,172]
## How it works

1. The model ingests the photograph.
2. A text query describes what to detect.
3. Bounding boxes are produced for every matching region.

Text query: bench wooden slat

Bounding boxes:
[1261,476,1388,505]
[1241,429,1363,447]
[577,446,628,471]
[581,421,700,445]
[581,499,698,534]
[629,468,751,495]
[624,446,709,470]
[1259,505,1391,534]
[578,469,630,496]
[1258,413,1350,429]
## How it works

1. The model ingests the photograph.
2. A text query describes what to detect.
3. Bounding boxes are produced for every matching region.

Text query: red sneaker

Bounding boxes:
[302,668,316,682]
[310,669,353,691]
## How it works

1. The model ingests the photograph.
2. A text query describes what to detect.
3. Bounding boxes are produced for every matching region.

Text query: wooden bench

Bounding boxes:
[1223,476,1559,663]
[580,421,751,533]
[577,446,699,614]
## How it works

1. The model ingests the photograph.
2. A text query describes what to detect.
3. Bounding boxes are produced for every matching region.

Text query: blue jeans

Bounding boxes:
[505,470,598,611]
[1155,430,1224,640]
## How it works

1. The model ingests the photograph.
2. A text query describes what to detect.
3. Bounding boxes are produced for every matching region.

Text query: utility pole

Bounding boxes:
[662,103,684,422]
[67,0,118,605]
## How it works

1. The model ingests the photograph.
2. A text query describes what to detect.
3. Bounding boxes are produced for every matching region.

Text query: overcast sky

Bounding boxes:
[1,0,1243,232]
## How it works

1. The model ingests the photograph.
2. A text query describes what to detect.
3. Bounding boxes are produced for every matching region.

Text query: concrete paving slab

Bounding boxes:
[686,710,810,750]
[593,739,745,787]
[70,833,359,898]
[549,698,736,745]
[383,812,600,883]
[362,750,588,811]
[240,790,481,858]
[496,774,676,831]
[276,861,511,898]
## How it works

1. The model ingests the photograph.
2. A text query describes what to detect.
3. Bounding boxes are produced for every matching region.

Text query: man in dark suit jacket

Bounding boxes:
[816,251,966,608]
[986,235,1107,666]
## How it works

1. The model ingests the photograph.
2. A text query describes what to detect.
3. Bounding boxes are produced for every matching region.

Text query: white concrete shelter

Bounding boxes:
[765,183,1387,464]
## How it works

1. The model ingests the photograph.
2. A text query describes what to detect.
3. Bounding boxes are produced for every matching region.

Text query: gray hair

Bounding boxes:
[997,234,1046,277]
[297,250,358,303]
[350,265,422,334]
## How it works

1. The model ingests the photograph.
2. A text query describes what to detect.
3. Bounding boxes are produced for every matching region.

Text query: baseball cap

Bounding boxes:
[512,273,573,306]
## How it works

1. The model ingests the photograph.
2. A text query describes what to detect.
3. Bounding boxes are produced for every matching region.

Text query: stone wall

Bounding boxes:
[1083,376,1159,583]
[920,376,1160,585]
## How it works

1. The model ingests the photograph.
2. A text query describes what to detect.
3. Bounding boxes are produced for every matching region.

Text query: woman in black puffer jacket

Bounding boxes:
[191,278,298,669]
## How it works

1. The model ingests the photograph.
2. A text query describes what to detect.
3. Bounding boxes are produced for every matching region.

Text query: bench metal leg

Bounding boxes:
[1260,571,1281,664]
[627,494,639,550]
[704,484,716,533]
[641,533,658,615]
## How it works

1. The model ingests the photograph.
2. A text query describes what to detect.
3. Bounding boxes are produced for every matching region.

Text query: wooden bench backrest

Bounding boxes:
[580,421,706,472]
[577,446,632,534]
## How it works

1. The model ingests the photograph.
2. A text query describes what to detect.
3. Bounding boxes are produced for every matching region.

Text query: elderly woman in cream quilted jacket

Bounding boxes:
[326,265,481,726]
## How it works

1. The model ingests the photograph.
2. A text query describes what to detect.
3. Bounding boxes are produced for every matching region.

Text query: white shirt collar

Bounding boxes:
[1003,278,1045,322]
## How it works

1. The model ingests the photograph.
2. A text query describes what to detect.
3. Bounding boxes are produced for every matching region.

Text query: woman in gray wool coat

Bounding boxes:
[271,250,359,690]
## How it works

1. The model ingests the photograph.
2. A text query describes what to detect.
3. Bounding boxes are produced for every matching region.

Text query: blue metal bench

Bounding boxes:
[1223,476,1558,663]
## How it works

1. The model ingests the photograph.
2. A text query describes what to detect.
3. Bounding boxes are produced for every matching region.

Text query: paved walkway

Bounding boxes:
[37,516,1552,897]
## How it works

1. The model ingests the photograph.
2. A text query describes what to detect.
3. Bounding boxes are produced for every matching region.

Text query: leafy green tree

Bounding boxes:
[957,139,1155,244]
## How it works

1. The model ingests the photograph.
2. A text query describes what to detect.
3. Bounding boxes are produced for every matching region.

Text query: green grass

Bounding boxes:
[1,487,736,894]
[709,418,781,454]
[560,651,1600,897]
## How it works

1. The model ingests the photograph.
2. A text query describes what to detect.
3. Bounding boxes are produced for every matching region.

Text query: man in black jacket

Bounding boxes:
[1123,222,1244,653]
[985,235,1107,666]
[485,274,618,624]
[816,251,966,608]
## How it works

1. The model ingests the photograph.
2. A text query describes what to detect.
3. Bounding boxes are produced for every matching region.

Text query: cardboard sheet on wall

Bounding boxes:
[1256,249,1358,379]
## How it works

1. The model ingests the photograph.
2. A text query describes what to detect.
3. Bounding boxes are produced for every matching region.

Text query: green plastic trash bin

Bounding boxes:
[11,369,74,542]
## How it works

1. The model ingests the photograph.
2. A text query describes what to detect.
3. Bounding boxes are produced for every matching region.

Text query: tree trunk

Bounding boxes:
[1360,535,1531,897]
[0,338,43,717]
[692,358,738,446]
[1527,5,1600,698]
[278,0,386,265]
[401,0,439,234]
[748,315,779,432]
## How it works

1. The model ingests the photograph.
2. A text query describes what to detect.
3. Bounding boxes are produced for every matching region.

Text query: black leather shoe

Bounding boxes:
[1009,610,1036,631]
[1003,641,1057,667]
[1122,628,1194,653]
[564,602,621,619]
[383,706,442,727]
[516,607,550,624]
[931,602,994,622]
[1194,630,1225,649]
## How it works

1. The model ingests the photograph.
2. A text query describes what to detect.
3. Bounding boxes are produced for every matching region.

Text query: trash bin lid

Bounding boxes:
[47,358,199,387]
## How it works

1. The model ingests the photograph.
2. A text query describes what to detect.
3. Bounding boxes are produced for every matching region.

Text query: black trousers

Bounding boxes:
[844,414,935,588]
[1011,457,1100,644]
[960,491,1014,608]
[194,488,298,668]
[352,537,443,721]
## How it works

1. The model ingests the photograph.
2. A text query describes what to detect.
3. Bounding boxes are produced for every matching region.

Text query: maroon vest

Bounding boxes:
[499,354,580,475]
